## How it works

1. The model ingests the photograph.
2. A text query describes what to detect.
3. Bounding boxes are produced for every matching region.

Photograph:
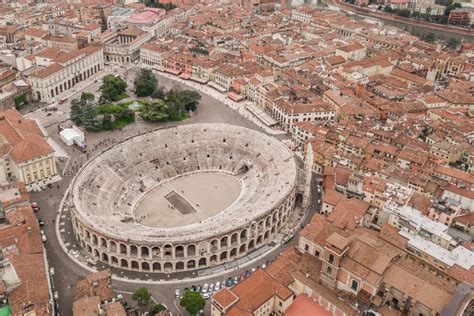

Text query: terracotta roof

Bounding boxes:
[0,109,53,163]
[327,198,369,231]
[212,287,239,309]
[72,296,100,316]
[224,269,292,315]
[285,294,331,316]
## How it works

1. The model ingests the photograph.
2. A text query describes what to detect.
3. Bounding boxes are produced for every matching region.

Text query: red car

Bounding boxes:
[31,202,40,212]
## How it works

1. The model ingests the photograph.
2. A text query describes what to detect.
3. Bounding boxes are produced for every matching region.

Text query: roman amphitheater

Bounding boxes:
[67,123,299,273]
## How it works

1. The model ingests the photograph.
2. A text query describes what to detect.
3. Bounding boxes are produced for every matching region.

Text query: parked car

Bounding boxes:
[233,276,239,284]
[191,285,197,292]
[175,289,180,297]
[31,202,40,212]
[245,270,251,277]
[53,291,59,300]
[202,283,209,294]
[38,219,45,227]
[220,281,225,289]
[225,278,233,287]
[209,283,214,292]
[40,230,47,242]
[202,293,210,299]
[215,281,221,289]
[49,267,55,276]
[196,285,202,293]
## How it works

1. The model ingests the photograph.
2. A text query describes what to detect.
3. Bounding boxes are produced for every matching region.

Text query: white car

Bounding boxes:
[215,281,221,290]
[53,291,59,300]
[202,293,210,299]
[202,283,209,294]
[49,267,55,276]
[209,283,214,292]
[175,289,180,297]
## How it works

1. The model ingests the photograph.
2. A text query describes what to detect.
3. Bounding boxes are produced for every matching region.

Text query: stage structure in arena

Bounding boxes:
[67,124,299,273]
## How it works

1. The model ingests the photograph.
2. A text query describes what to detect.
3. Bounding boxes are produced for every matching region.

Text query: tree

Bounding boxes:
[151,86,166,99]
[180,291,205,316]
[70,92,95,125]
[132,287,152,309]
[14,93,27,109]
[424,33,436,43]
[176,90,201,112]
[100,75,127,102]
[445,2,461,16]
[149,304,167,315]
[446,38,460,50]
[140,99,171,122]
[134,69,158,97]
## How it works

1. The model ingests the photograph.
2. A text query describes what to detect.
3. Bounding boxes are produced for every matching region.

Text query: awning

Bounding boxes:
[208,81,227,93]
[189,75,209,84]
[246,103,278,127]
[179,73,191,79]
[153,65,165,72]
[228,92,244,102]
[164,68,181,75]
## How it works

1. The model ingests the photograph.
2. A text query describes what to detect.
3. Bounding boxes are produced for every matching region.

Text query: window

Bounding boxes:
[327,266,332,274]
[304,244,309,251]
[315,250,320,257]
[329,254,334,264]
[351,280,358,291]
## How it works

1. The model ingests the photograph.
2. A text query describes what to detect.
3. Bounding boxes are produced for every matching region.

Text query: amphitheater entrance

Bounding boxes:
[134,171,242,228]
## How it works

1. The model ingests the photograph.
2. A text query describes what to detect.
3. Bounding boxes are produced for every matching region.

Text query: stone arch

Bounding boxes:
[231,233,238,245]
[152,246,161,257]
[258,220,265,231]
[164,262,173,272]
[187,260,196,269]
[220,236,229,248]
[109,240,117,252]
[131,261,139,270]
[141,246,149,257]
[257,235,263,245]
[153,262,161,271]
[86,245,92,253]
[175,245,185,258]
[119,243,127,255]
[248,239,255,250]
[240,229,248,241]
[266,216,272,227]
[142,262,150,271]
[94,249,100,258]
[264,230,270,240]
[199,257,207,267]
[121,259,128,268]
[111,256,118,265]
[130,245,138,256]
[187,244,196,257]
[85,230,91,240]
[230,248,237,258]
[210,255,217,264]
[271,225,276,234]
[163,244,172,257]
[100,237,107,248]
[176,261,184,271]
[101,253,108,262]
[220,251,227,261]
[209,239,218,251]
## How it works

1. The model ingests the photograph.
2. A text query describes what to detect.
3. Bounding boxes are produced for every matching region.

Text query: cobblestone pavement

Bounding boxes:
[30,65,319,315]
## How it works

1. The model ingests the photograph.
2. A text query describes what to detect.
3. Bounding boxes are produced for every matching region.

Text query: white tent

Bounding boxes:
[60,126,84,146]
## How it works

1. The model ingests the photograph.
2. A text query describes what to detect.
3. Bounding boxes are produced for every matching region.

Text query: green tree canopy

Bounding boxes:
[149,303,167,315]
[140,99,171,122]
[446,38,460,50]
[132,287,152,309]
[180,291,205,316]
[424,33,436,43]
[100,75,127,102]
[175,90,202,112]
[134,69,158,97]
